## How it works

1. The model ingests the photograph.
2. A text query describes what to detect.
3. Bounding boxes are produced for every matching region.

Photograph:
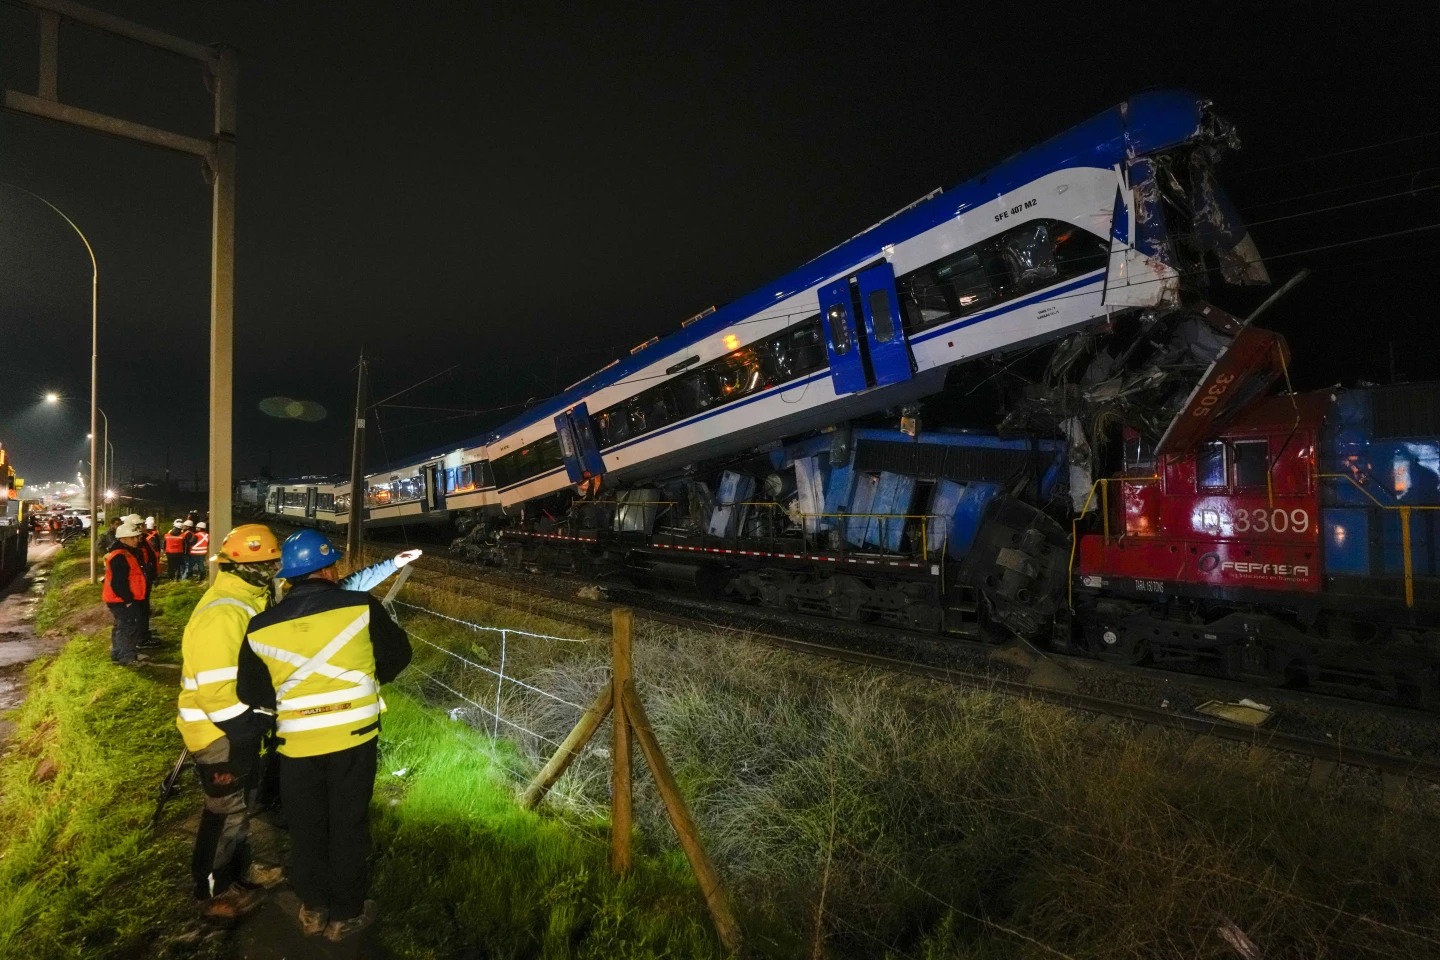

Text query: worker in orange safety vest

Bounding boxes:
[102,519,150,666]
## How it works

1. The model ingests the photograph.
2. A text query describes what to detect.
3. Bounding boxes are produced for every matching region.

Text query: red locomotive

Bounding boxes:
[1073,331,1440,704]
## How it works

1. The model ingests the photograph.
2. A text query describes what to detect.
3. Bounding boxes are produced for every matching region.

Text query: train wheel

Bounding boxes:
[1080,601,1148,664]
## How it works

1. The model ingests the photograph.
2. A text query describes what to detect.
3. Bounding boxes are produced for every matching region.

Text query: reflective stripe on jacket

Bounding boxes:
[189,531,210,556]
[176,571,270,752]
[239,578,411,759]
[102,547,148,603]
[245,601,382,757]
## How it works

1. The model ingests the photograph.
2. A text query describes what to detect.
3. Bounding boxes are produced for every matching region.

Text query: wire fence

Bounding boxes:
[389,598,598,789]
[382,588,1440,960]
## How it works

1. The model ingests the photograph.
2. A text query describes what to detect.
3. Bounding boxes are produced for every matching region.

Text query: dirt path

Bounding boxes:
[0,540,63,749]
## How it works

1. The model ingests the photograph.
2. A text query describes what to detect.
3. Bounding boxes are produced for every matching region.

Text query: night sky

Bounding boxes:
[2,2,1437,486]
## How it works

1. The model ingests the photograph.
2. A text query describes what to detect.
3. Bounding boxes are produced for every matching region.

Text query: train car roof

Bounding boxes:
[486,88,1216,441]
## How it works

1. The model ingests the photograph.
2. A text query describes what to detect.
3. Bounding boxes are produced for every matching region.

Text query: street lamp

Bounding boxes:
[84,407,113,500]
[0,182,100,582]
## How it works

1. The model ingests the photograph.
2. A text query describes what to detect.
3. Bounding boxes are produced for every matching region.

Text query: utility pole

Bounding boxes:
[2,0,236,581]
[346,355,368,562]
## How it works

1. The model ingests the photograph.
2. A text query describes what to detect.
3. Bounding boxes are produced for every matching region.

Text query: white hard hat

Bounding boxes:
[144,516,156,529]
[182,519,194,528]
[122,513,143,526]
[196,521,207,530]
[173,518,183,527]
[115,521,144,538]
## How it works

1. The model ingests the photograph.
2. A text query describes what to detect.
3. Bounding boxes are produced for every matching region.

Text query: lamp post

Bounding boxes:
[86,407,112,502]
[0,182,100,581]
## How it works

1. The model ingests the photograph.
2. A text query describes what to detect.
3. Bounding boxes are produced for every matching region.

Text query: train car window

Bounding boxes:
[869,289,896,342]
[1001,222,1060,289]
[790,320,827,373]
[716,348,764,400]
[626,399,650,436]
[574,317,828,458]
[645,387,675,431]
[475,460,494,488]
[1197,442,1227,489]
[492,435,562,488]
[1232,440,1269,488]
[826,304,851,354]
[670,373,708,417]
[897,219,1107,334]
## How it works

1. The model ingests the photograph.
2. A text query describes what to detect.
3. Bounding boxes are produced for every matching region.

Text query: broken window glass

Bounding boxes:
[1197,442,1227,489]
[1233,440,1269,488]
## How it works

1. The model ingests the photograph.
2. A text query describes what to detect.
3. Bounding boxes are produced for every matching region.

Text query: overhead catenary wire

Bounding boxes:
[1238,129,1440,176]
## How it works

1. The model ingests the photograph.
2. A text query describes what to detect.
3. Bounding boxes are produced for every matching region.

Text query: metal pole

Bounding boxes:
[90,259,98,580]
[0,183,103,582]
[346,354,368,560]
[206,47,237,582]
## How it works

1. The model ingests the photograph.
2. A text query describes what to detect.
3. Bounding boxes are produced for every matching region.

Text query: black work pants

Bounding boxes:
[167,553,185,580]
[107,602,146,664]
[278,738,378,920]
[191,735,259,900]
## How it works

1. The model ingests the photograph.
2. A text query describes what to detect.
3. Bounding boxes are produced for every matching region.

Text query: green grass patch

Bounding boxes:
[1,550,729,960]
[0,608,197,957]
[33,537,102,632]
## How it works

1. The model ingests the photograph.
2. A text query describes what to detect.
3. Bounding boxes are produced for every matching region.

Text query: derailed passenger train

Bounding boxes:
[253,90,1440,702]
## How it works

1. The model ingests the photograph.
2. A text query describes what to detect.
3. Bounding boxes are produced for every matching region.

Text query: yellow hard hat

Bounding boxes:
[212,523,282,563]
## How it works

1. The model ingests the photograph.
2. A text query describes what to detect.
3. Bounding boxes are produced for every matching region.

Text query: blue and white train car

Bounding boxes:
[361,439,501,530]
[481,90,1264,512]
[266,476,348,528]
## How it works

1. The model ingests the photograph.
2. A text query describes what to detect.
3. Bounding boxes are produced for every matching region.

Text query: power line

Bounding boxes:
[1240,129,1440,175]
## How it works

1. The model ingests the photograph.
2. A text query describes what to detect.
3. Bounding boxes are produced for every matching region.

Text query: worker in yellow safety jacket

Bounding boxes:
[177,524,421,921]
[237,529,412,942]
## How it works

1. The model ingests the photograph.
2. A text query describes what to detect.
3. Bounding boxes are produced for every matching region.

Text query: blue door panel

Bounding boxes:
[554,413,584,483]
[819,279,866,395]
[856,263,912,386]
[571,402,606,478]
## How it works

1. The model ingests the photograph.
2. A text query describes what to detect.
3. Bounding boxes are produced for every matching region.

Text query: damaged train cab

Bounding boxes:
[1074,372,1440,703]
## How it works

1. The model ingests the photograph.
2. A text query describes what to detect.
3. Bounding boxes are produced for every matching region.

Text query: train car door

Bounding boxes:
[425,464,446,512]
[554,403,606,484]
[819,278,867,394]
[305,486,318,519]
[855,263,914,386]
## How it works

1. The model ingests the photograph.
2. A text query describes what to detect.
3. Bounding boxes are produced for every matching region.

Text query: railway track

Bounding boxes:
[394,550,1440,795]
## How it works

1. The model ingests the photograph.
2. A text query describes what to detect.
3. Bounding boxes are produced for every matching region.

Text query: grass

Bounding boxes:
[0,542,728,960]
[0,540,204,959]
[5,541,1440,959]
[385,577,1440,960]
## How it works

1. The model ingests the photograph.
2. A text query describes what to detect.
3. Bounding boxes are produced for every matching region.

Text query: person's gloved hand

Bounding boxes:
[394,549,423,569]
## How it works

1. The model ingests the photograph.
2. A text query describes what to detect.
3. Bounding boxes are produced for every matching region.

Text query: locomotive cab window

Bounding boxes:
[1232,440,1270,488]
[1197,442,1227,489]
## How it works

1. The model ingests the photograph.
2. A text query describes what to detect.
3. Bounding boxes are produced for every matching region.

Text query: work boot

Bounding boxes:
[297,903,329,937]
[323,900,377,942]
[198,884,265,920]
[241,860,286,889]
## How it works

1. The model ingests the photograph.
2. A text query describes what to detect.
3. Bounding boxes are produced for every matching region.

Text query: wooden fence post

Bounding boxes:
[521,685,613,810]
[623,680,744,955]
[611,608,633,874]
[519,606,743,954]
